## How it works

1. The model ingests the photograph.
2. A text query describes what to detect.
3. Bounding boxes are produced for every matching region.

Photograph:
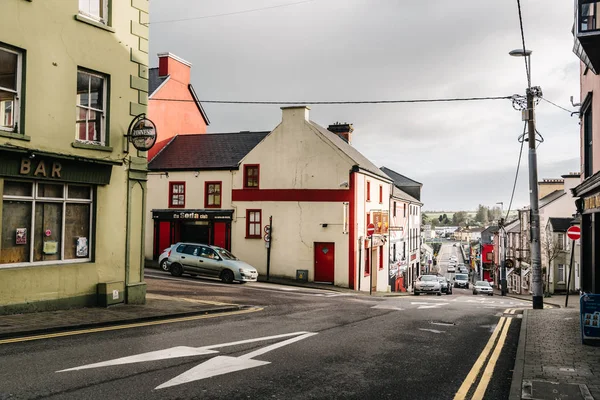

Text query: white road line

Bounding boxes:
[419,328,445,334]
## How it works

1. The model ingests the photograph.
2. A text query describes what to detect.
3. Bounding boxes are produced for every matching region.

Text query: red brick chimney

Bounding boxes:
[327,123,354,144]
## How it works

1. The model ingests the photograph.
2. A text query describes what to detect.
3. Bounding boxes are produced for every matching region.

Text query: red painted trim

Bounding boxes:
[379,185,383,204]
[168,181,186,208]
[243,164,260,189]
[364,246,370,276]
[348,172,356,289]
[204,181,222,208]
[366,180,371,202]
[232,189,351,202]
[379,245,384,270]
[245,209,262,239]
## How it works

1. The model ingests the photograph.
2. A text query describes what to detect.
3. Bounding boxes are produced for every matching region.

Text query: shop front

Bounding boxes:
[574,176,600,294]
[152,209,233,258]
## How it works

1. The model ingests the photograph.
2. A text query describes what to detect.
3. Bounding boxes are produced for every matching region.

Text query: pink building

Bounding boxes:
[147,53,210,160]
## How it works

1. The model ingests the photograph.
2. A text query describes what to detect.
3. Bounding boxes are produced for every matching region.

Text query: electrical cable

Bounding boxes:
[505,121,527,222]
[148,95,513,105]
[516,0,531,88]
[540,97,576,114]
[145,0,315,25]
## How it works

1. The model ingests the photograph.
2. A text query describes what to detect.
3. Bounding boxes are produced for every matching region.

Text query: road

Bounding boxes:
[0,242,528,400]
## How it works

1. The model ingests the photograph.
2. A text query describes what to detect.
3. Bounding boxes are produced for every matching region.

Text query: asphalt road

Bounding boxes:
[0,242,528,400]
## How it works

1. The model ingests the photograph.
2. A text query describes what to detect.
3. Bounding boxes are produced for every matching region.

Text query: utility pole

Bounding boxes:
[526,86,544,309]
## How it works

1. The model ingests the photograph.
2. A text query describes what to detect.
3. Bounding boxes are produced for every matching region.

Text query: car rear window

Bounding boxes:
[421,275,437,281]
[476,281,490,286]
[455,274,468,280]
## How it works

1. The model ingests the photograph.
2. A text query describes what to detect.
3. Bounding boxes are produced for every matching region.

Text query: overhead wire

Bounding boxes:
[516,0,531,88]
[505,121,527,222]
[539,97,576,114]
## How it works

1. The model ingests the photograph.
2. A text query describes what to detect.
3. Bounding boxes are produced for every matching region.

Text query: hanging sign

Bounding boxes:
[126,114,157,151]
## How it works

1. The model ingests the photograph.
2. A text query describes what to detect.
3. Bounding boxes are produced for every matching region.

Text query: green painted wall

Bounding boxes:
[0,0,149,312]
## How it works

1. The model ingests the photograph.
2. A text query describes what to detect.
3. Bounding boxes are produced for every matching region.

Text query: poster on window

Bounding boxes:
[16,228,27,245]
[76,237,88,257]
[43,241,58,255]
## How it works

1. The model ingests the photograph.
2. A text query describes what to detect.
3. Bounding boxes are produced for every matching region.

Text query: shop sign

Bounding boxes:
[410,253,417,261]
[126,114,157,152]
[20,159,62,179]
[581,294,600,343]
[174,212,209,220]
[364,236,385,248]
[16,228,27,245]
[372,211,389,235]
[583,194,600,212]
[214,215,232,220]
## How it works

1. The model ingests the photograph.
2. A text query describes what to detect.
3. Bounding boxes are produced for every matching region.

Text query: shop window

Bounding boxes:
[365,249,370,275]
[76,69,107,146]
[243,165,259,189]
[0,45,23,134]
[379,246,384,270]
[79,0,109,25]
[246,209,261,238]
[1,181,93,266]
[393,201,396,217]
[366,181,371,201]
[169,182,185,208]
[205,181,221,208]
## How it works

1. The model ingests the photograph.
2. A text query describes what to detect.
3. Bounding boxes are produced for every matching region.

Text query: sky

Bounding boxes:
[148,0,581,211]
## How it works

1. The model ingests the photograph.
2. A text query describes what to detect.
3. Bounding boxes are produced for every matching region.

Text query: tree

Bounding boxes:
[542,236,564,297]
[452,211,468,225]
[475,204,489,224]
[438,215,443,223]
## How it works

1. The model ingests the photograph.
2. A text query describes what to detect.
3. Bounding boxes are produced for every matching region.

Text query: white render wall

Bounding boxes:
[144,170,234,259]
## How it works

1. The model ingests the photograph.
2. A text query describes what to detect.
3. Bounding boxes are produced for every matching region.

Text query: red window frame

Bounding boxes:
[393,201,397,217]
[366,213,371,230]
[204,181,222,208]
[246,209,262,238]
[379,246,384,270]
[379,185,383,203]
[243,164,260,189]
[365,248,370,276]
[366,180,371,201]
[169,182,186,208]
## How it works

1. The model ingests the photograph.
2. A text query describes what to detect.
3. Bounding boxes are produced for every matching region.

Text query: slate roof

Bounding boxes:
[148,132,269,171]
[481,225,499,244]
[548,217,572,232]
[380,167,422,187]
[148,68,168,97]
[539,189,565,208]
[391,186,422,205]
[308,122,392,182]
[507,221,521,233]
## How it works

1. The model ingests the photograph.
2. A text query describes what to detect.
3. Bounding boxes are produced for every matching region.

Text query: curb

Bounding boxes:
[0,305,244,341]
[509,308,528,400]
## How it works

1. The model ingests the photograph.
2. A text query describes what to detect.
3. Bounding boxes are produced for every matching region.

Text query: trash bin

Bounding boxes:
[580,293,600,345]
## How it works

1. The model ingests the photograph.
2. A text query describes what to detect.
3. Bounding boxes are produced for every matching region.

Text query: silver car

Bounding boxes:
[414,275,442,296]
[167,243,258,283]
[473,280,493,296]
[158,245,175,271]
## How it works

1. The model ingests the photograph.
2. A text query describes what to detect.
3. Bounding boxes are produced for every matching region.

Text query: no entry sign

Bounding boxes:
[567,225,581,241]
[367,223,375,237]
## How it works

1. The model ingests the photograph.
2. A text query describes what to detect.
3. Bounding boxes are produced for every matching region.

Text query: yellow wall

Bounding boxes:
[0,0,149,310]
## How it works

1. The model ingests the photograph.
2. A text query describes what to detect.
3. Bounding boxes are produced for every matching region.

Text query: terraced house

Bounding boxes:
[0,0,151,313]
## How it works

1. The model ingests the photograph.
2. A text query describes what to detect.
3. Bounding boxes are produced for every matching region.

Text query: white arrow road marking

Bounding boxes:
[419,328,445,334]
[156,332,317,390]
[411,302,449,309]
[371,304,404,311]
[57,331,314,373]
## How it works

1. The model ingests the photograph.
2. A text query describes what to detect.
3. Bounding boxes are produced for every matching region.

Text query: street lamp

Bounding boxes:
[509,48,543,309]
[496,202,507,296]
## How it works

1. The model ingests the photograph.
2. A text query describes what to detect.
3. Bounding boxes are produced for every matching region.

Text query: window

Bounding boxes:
[365,248,370,275]
[393,243,397,261]
[246,210,261,238]
[557,264,565,282]
[76,69,107,145]
[79,0,109,24]
[580,1,599,31]
[379,185,383,203]
[403,204,406,217]
[557,233,565,250]
[0,45,22,133]
[366,181,371,201]
[366,213,371,229]
[205,181,221,208]
[379,246,384,270]
[1,181,93,266]
[393,201,397,217]
[169,182,185,208]
[243,165,259,189]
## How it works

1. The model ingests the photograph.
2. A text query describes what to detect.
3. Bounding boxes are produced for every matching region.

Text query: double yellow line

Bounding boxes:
[454,314,513,400]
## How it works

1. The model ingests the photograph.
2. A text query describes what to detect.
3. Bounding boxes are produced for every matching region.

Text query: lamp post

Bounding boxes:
[510,48,543,309]
[496,202,507,296]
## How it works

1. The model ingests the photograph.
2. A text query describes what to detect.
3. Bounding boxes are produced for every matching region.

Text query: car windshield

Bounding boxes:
[455,274,468,280]
[476,281,490,287]
[215,248,238,260]
[421,275,438,281]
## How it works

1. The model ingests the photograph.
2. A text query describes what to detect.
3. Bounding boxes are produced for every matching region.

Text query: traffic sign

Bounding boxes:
[264,225,270,234]
[567,225,581,241]
[367,223,375,237]
[264,233,271,242]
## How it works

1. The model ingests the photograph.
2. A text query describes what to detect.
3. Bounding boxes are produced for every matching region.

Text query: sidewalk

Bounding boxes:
[493,289,579,309]
[510,307,600,400]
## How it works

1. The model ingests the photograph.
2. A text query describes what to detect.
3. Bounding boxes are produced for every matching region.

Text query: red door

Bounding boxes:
[213,222,227,249]
[157,222,171,257]
[314,242,335,283]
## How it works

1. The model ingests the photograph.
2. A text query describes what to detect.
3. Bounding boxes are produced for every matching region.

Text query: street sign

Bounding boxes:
[367,223,375,237]
[264,225,270,234]
[567,225,581,241]
[264,233,271,242]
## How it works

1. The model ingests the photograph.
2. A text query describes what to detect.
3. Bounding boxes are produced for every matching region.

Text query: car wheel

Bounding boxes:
[489,293,493,296]
[466,284,469,289]
[221,269,235,284]
[170,263,183,277]
[437,291,442,296]
[160,259,169,272]
[413,291,420,296]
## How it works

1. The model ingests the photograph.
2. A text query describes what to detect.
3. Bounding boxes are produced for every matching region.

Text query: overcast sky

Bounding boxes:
[148,0,580,211]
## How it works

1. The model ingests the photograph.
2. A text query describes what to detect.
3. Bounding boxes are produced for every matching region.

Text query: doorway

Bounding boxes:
[314,242,335,283]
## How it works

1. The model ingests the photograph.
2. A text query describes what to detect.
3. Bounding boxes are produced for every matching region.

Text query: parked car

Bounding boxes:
[473,280,493,296]
[413,275,442,296]
[453,273,469,289]
[158,245,176,271]
[458,265,469,274]
[447,265,456,273]
[167,243,259,283]
[437,276,453,295]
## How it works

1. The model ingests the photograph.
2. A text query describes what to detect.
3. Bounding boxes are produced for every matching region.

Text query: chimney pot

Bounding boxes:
[327,123,354,144]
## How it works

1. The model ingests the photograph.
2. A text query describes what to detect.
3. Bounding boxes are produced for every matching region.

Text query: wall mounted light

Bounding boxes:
[321,223,328,228]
